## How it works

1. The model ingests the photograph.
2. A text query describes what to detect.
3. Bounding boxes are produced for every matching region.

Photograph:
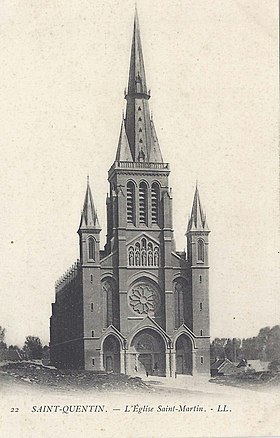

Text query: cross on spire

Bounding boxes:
[112,8,164,164]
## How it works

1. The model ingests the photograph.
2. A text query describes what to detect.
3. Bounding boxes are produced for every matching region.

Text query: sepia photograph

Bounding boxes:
[0,1,279,437]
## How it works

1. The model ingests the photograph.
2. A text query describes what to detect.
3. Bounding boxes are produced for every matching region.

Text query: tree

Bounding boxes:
[23,336,43,359]
[265,325,280,362]
[210,325,280,364]
[256,326,270,360]
[210,338,227,360]
[224,339,234,361]
[0,326,7,350]
[241,326,280,362]
[225,338,242,362]
[0,326,5,342]
[242,336,259,360]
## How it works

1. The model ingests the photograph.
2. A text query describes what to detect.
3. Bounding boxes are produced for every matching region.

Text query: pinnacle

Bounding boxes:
[187,185,209,232]
[79,180,101,231]
[115,118,133,162]
[121,9,164,164]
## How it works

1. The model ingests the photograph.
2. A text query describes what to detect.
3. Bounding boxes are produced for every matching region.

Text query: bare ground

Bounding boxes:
[1,361,280,397]
[209,371,280,391]
[0,361,150,393]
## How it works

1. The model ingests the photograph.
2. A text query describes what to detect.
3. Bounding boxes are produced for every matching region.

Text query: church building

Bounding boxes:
[50,10,211,377]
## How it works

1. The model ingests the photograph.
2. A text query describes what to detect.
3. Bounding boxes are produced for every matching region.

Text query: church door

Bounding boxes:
[138,354,152,375]
[176,355,184,374]
[106,356,113,372]
[175,335,193,375]
[131,329,166,376]
[103,335,121,373]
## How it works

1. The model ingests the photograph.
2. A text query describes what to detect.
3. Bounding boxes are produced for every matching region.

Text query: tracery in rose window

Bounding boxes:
[129,283,160,315]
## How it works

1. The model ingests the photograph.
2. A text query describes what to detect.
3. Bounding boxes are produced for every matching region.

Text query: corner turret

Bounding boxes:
[78,178,101,265]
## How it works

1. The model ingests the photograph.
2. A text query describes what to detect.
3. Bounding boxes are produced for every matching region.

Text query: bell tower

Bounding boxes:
[104,8,174,339]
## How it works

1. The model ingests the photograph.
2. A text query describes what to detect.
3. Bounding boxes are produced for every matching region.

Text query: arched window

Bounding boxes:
[174,278,192,330]
[197,239,205,262]
[88,237,95,260]
[135,242,140,266]
[154,246,159,266]
[127,182,135,224]
[151,182,160,224]
[148,242,153,266]
[107,284,113,326]
[128,246,134,266]
[103,279,120,329]
[127,238,160,268]
[174,281,184,328]
[141,238,147,266]
[139,182,148,225]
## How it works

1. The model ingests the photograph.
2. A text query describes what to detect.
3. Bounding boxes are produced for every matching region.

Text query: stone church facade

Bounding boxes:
[50,11,210,377]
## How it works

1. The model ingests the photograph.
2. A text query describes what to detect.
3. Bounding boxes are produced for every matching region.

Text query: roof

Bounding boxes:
[187,186,209,232]
[115,118,133,162]
[121,8,163,164]
[220,362,240,375]
[79,179,101,231]
[211,359,230,370]
[127,7,148,96]
[237,359,270,372]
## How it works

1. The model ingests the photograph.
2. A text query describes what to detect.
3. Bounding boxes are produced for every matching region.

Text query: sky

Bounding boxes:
[0,0,278,347]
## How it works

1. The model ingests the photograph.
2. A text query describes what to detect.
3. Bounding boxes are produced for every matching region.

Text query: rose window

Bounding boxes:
[129,283,160,314]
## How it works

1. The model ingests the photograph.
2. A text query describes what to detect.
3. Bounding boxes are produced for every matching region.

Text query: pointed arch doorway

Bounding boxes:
[131,329,166,376]
[103,335,121,373]
[175,334,193,375]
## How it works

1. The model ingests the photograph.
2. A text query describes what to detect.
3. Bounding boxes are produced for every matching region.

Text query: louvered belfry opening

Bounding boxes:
[126,182,135,224]
[139,182,148,225]
[151,182,159,224]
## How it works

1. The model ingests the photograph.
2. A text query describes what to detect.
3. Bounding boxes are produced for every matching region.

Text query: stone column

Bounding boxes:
[171,351,176,377]
[99,350,105,371]
[165,351,170,377]
[120,349,125,374]
[192,349,197,375]
[127,351,137,375]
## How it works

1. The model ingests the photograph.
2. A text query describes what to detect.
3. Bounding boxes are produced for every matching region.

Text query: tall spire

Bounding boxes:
[127,6,148,96]
[79,179,101,230]
[187,185,209,232]
[121,8,163,164]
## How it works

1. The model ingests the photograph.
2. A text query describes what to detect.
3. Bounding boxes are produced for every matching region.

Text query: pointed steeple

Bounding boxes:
[115,118,133,161]
[187,185,209,232]
[127,6,148,96]
[79,178,101,231]
[121,8,163,164]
